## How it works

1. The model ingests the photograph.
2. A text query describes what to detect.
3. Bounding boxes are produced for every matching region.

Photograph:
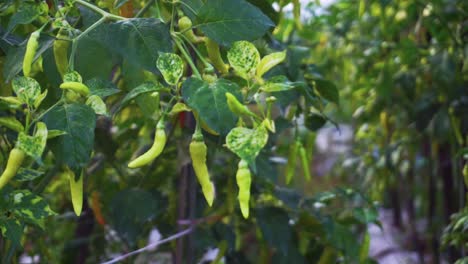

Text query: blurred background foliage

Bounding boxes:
[0,0,466,263]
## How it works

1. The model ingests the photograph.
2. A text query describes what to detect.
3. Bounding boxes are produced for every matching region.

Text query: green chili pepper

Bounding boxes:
[64,166,83,216]
[205,38,229,74]
[299,144,311,181]
[128,119,167,168]
[60,81,90,96]
[189,135,215,206]
[23,31,40,77]
[54,31,70,78]
[285,140,300,184]
[236,159,251,219]
[0,148,25,190]
[225,92,256,118]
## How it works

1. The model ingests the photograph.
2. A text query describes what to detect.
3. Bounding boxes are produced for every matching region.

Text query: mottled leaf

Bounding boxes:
[10,190,56,228]
[63,71,82,83]
[12,76,41,106]
[156,53,184,85]
[226,126,268,164]
[227,41,260,78]
[5,2,48,33]
[15,168,44,182]
[17,122,47,160]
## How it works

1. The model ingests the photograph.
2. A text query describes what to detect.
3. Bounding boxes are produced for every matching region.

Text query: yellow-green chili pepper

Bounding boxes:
[285,140,300,184]
[205,38,229,74]
[60,82,90,96]
[299,144,311,181]
[64,166,83,216]
[128,119,167,168]
[225,92,256,118]
[0,148,25,190]
[23,31,40,77]
[54,31,70,78]
[189,134,215,206]
[178,16,203,43]
[236,159,251,218]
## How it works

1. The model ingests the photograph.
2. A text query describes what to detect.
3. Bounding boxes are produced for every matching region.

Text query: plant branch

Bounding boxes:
[172,35,201,79]
[69,16,107,70]
[135,0,155,18]
[74,0,125,21]
[100,227,193,264]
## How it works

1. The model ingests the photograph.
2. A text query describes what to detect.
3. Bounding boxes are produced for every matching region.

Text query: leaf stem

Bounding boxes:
[176,32,212,71]
[172,35,201,79]
[70,0,126,70]
[31,99,64,126]
[74,0,125,21]
[135,0,156,18]
[68,16,107,71]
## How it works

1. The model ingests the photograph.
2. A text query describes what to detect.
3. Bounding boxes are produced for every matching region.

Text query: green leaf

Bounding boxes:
[256,207,292,255]
[42,103,96,170]
[256,50,287,77]
[193,0,274,46]
[156,53,184,85]
[12,76,41,106]
[227,41,260,77]
[314,79,339,104]
[323,220,360,261]
[182,78,241,135]
[10,190,56,228]
[15,168,44,182]
[305,113,327,131]
[0,218,23,248]
[33,89,48,109]
[89,18,172,72]
[118,82,164,112]
[109,189,165,245]
[5,2,48,33]
[86,95,108,116]
[226,126,268,164]
[181,0,204,20]
[169,102,191,115]
[261,76,297,92]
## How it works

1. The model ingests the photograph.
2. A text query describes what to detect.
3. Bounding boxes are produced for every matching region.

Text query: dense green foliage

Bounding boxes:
[0,0,466,263]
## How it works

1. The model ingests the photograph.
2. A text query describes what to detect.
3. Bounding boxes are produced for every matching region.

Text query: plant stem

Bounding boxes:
[177,33,212,69]
[32,99,63,125]
[173,35,201,79]
[69,16,107,71]
[70,0,126,70]
[74,0,125,21]
[135,0,155,18]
